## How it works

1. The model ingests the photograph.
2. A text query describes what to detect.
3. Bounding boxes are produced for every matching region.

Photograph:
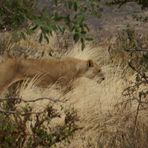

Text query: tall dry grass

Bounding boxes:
[0,32,147,148]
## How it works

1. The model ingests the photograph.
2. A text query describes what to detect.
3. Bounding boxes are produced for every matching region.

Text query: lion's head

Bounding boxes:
[75,59,105,83]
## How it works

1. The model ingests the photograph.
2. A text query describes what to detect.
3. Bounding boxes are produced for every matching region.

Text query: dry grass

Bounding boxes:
[0,31,147,148]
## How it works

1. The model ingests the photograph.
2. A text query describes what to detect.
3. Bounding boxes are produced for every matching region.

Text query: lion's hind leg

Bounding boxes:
[0,60,19,94]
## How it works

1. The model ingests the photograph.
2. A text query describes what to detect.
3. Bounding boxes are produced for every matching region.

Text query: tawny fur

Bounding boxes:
[0,57,104,93]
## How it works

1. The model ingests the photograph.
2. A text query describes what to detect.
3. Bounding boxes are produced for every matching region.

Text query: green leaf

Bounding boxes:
[73,33,80,43]
[54,12,63,21]
[39,32,43,43]
[77,15,85,25]
[67,1,73,9]
[74,1,78,11]
[81,38,85,50]
[85,37,93,41]
[81,30,87,34]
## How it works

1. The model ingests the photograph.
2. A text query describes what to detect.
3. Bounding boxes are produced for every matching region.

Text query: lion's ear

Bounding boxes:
[87,60,94,67]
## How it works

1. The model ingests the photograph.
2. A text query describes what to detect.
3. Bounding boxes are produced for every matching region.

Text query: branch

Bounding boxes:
[125,48,148,52]
[0,108,45,115]
[0,97,63,103]
[128,60,148,83]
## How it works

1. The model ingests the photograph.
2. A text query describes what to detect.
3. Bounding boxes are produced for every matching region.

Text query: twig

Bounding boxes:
[133,94,142,134]
[128,60,148,83]
[125,48,148,52]
[0,108,45,115]
[0,97,63,103]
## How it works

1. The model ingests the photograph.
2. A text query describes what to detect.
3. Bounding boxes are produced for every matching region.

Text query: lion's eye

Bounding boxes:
[88,60,94,67]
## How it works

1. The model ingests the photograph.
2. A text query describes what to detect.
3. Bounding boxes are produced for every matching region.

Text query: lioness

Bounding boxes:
[0,56,104,93]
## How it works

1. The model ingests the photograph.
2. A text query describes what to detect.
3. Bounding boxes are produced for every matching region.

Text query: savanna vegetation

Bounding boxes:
[0,0,148,148]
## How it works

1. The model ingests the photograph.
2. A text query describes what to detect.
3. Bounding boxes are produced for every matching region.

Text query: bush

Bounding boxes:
[0,0,101,49]
[0,97,79,148]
